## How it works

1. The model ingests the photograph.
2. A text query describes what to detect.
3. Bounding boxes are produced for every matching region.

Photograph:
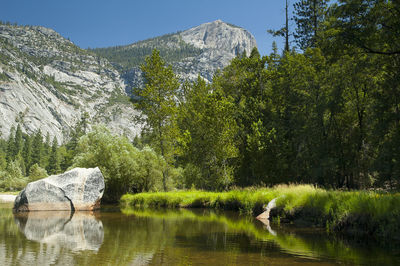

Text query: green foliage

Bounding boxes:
[133,49,180,191]
[72,126,170,202]
[293,0,330,50]
[0,160,27,191]
[72,126,140,202]
[47,137,61,175]
[121,185,400,240]
[179,77,238,190]
[28,163,47,181]
[31,130,44,167]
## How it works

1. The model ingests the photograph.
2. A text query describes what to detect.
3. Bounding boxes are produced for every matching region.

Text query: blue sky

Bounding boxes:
[0,0,294,55]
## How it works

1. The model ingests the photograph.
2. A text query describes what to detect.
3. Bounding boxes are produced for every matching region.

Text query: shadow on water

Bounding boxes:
[0,203,399,265]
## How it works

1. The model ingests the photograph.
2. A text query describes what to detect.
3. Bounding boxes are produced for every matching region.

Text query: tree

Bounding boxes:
[268,0,291,52]
[179,76,238,190]
[13,124,23,157]
[63,112,91,170]
[332,0,400,56]
[31,129,44,167]
[47,137,61,175]
[5,126,15,162]
[132,49,180,191]
[210,48,271,187]
[293,0,330,50]
[22,135,32,172]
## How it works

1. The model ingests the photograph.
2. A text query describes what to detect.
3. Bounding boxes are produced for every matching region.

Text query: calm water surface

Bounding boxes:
[0,203,399,265]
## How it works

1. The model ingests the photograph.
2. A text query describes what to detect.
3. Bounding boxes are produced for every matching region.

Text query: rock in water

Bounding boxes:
[256,198,277,220]
[13,167,105,212]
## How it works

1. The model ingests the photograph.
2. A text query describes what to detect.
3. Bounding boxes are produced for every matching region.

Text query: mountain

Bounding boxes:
[0,20,257,142]
[92,20,257,91]
[0,23,141,142]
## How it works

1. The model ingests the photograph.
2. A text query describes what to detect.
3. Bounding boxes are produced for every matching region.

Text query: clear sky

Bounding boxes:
[0,0,294,56]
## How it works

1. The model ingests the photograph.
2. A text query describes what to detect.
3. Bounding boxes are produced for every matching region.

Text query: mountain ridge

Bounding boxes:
[0,20,257,141]
[92,20,257,89]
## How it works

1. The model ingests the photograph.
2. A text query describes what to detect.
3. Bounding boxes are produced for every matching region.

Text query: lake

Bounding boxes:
[0,203,399,265]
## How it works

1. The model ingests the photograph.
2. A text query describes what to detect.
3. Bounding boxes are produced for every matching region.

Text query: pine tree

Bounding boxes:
[31,130,44,167]
[14,124,23,157]
[293,0,329,50]
[47,137,60,175]
[6,126,15,162]
[133,49,180,191]
[23,135,32,172]
[268,0,291,52]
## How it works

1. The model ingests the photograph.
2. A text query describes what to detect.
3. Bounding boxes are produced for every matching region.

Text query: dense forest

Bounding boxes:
[1,0,399,201]
[132,0,400,191]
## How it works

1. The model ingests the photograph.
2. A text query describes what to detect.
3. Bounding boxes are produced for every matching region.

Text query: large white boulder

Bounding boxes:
[13,167,105,212]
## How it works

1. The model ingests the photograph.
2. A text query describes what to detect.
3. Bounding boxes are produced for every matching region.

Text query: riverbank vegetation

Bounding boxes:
[121,185,400,241]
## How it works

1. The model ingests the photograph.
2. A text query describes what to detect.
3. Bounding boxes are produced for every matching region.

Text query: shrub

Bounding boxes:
[73,126,172,202]
[0,160,27,191]
[28,163,48,181]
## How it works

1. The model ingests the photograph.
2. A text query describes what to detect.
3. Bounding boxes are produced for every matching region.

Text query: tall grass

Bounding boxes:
[120,184,400,241]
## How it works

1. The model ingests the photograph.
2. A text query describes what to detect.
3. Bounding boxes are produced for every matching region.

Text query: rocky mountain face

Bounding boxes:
[93,20,257,90]
[0,20,257,142]
[0,24,141,141]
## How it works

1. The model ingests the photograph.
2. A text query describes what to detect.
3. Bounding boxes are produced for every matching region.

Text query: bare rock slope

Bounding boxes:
[94,20,257,89]
[0,24,141,141]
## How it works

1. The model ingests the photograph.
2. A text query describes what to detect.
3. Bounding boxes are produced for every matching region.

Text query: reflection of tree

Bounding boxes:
[123,208,400,265]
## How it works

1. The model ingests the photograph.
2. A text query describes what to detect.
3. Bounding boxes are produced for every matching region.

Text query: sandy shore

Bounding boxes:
[0,194,17,203]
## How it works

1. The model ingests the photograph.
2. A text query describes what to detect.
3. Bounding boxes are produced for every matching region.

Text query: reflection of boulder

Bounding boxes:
[13,167,105,212]
[14,211,104,251]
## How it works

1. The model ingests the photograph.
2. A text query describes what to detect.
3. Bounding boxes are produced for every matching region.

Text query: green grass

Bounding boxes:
[120,184,400,241]
[0,191,20,195]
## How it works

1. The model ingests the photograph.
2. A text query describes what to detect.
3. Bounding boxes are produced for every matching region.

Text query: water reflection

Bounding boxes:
[0,204,399,265]
[14,211,104,252]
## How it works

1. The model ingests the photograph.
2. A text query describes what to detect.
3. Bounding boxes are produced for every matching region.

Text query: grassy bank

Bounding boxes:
[120,185,400,241]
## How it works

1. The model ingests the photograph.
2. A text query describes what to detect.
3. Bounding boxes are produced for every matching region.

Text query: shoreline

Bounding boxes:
[120,185,400,243]
[0,194,17,203]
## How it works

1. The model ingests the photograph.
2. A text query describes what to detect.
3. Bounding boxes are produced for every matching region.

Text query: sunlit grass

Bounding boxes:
[121,184,400,240]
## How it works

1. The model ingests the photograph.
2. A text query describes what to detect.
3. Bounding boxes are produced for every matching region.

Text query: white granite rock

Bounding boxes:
[13,167,105,212]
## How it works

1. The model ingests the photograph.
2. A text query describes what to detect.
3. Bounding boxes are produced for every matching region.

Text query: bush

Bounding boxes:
[28,163,48,181]
[73,126,171,202]
[0,160,27,191]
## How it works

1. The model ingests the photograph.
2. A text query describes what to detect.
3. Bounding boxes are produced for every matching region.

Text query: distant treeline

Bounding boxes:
[91,33,202,71]
[0,113,89,191]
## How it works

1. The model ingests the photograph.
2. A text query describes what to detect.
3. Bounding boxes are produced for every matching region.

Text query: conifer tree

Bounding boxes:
[31,130,44,167]
[293,0,329,50]
[47,137,60,174]
[6,126,15,162]
[14,124,23,157]
[22,135,32,172]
